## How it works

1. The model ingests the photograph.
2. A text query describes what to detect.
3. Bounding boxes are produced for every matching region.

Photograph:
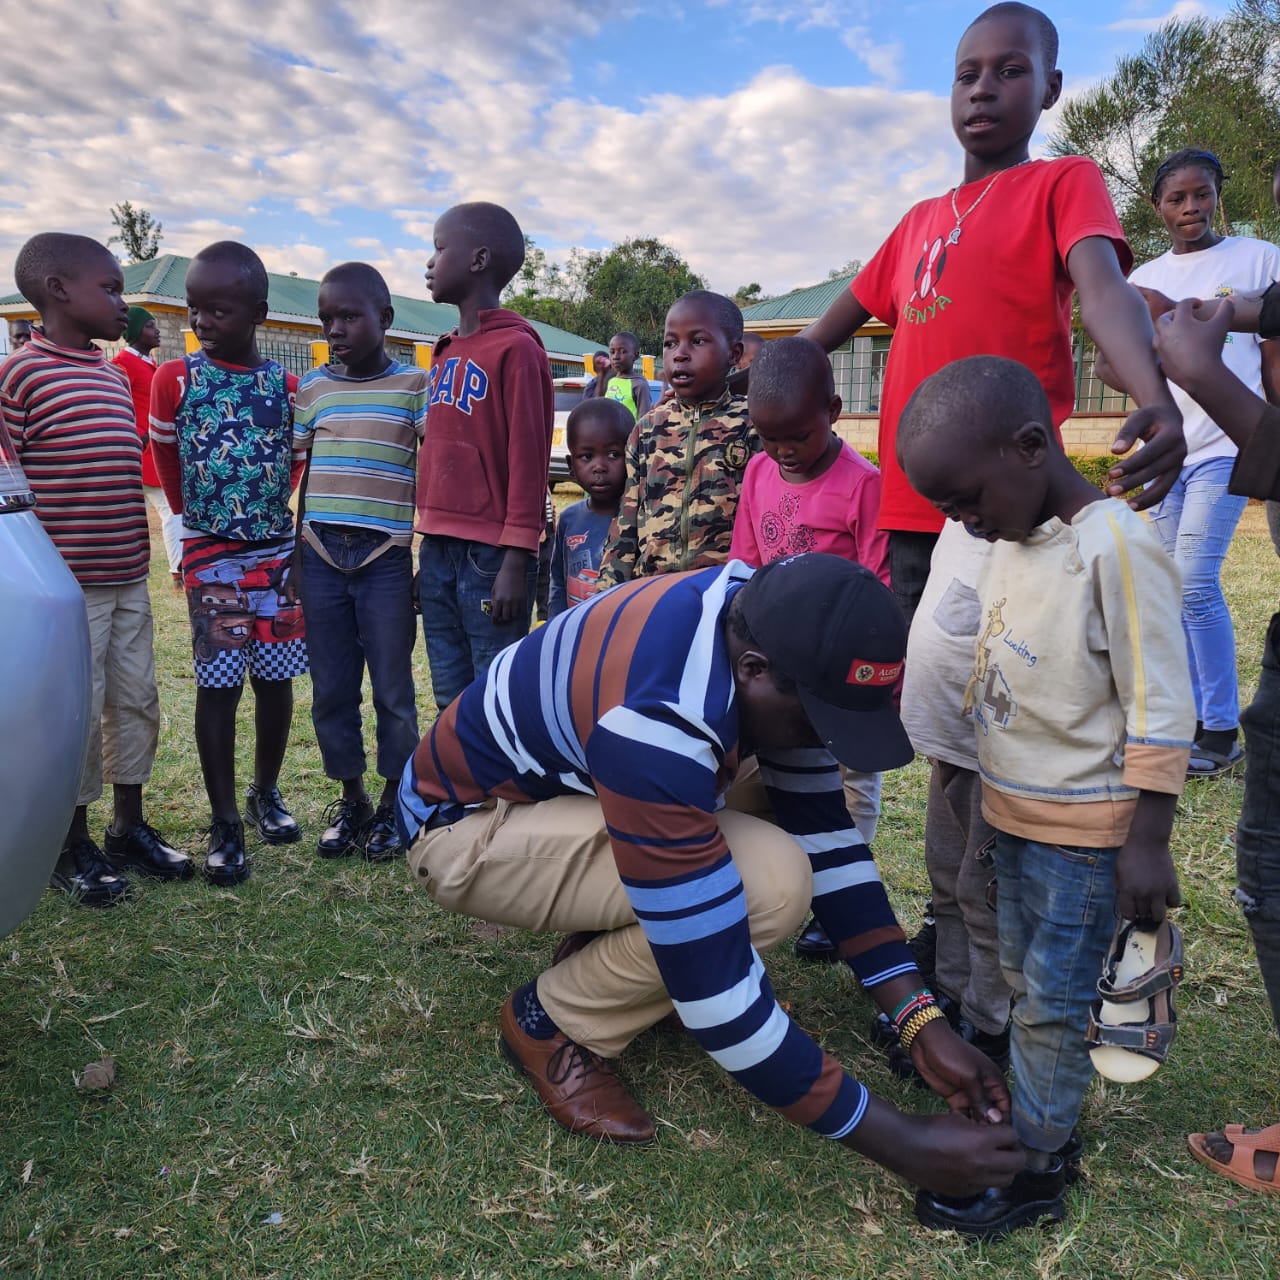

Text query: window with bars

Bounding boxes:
[823,333,1129,414]
[830,335,892,412]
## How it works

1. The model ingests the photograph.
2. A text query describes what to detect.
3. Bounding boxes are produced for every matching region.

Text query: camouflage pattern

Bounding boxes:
[597,389,759,589]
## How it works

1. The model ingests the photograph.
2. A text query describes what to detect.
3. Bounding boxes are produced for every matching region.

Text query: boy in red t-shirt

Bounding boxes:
[799,2,1188,1132]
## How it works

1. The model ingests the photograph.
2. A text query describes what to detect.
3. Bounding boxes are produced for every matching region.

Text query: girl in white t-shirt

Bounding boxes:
[1129,148,1280,778]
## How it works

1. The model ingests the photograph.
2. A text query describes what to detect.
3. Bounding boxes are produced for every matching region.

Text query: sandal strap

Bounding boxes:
[1096,920,1184,1003]
[1085,1006,1176,1063]
[1219,1123,1280,1150]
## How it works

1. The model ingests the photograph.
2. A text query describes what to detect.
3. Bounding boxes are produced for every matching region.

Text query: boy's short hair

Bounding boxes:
[897,355,1051,461]
[747,336,834,405]
[445,202,525,290]
[610,331,640,352]
[192,240,270,303]
[967,3,1058,73]
[14,233,115,309]
[321,261,392,311]
[671,290,744,344]
[566,396,633,447]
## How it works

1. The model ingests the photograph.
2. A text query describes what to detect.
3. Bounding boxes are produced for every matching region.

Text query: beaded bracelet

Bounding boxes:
[891,989,937,1033]
[898,1003,947,1051]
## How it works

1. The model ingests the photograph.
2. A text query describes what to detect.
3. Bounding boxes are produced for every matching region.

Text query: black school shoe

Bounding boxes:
[361,802,403,862]
[794,915,839,962]
[316,796,372,859]
[103,821,194,881]
[915,1156,1068,1240]
[204,818,250,887]
[50,838,131,907]
[244,784,301,845]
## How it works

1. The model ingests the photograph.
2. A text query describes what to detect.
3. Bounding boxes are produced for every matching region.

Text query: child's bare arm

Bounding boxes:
[801,290,874,354]
[1116,790,1181,926]
[1067,237,1185,509]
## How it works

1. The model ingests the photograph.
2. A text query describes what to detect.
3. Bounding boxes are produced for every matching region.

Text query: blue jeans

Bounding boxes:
[1150,456,1248,732]
[301,526,419,782]
[1237,612,1280,1030]
[993,833,1118,1153]
[418,536,536,711]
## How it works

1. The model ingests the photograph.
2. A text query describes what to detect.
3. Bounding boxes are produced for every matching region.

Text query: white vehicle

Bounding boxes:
[0,423,91,937]
[549,375,663,489]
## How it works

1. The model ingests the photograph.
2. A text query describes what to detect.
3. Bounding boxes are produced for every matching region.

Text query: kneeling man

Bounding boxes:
[398,554,1023,1195]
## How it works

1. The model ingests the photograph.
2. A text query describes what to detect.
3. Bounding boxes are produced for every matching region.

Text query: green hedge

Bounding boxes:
[859,451,1115,491]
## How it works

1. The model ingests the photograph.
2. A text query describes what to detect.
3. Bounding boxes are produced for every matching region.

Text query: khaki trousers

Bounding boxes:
[408,795,812,1057]
[78,581,160,806]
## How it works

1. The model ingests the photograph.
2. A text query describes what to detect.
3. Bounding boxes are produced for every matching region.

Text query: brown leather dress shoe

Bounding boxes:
[499,992,656,1145]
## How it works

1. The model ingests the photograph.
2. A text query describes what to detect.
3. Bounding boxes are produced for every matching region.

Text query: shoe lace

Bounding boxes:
[209,817,243,842]
[322,797,368,828]
[65,837,110,875]
[545,1039,612,1091]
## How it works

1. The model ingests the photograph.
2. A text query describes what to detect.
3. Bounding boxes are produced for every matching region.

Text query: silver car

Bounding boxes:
[0,421,91,936]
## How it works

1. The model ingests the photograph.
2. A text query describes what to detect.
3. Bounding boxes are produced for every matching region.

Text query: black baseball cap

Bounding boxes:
[738,554,914,773]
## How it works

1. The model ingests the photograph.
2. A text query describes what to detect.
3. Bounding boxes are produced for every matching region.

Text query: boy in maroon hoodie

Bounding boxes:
[416,202,554,710]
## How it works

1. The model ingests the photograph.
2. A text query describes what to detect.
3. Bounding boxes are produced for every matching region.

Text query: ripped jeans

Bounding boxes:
[1236,611,1280,1031]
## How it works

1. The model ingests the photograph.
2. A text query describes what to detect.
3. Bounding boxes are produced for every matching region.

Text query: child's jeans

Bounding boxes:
[1237,611,1280,1030]
[301,525,419,782]
[993,831,1118,1154]
[419,535,537,711]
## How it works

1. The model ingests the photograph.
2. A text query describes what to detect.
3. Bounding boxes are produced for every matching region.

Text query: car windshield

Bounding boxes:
[554,389,582,414]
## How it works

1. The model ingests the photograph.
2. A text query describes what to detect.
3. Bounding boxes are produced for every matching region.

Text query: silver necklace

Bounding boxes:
[947,160,1030,245]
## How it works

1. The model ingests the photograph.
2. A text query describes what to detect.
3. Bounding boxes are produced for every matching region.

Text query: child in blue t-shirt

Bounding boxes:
[548,399,631,618]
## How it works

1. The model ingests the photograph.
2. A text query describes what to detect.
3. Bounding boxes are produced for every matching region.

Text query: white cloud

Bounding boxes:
[1106,1,1209,31]
[0,0,963,308]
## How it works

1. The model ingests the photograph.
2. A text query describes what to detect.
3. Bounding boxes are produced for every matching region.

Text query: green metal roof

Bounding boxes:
[0,253,598,359]
[740,270,859,324]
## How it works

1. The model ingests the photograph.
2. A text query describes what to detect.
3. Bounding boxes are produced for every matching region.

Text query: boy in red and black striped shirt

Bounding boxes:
[0,233,192,905]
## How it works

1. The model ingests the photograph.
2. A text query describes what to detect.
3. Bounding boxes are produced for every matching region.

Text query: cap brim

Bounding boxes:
[798,687,916,774]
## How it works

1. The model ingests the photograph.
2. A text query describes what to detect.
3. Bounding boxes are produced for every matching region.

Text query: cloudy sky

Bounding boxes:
[0,0,1222,306]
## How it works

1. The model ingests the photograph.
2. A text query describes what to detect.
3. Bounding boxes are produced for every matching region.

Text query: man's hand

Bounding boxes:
[841,1096,1025,1196]
[1105,401,1185,510]
[490,549,531,625]
[1153,297,1236,400]
[909,1016,1010,1123]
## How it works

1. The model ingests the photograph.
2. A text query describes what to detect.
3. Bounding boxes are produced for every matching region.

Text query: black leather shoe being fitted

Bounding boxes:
[316,796,372,859]
[361,802,403,862]
[204,818,250,887]
[794,915,839,962]
[50,838,131,907]
[915,1157,1067,1240]
[244,784,301,845]
[104,821,194,881]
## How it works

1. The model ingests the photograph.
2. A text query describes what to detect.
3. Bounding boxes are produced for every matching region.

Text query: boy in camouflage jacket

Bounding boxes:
[597,291,758,588]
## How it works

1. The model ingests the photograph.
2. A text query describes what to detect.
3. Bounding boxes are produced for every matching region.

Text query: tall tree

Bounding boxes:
[506,236,703,354]
[1048,2,1280,261]
[108,201,163,262]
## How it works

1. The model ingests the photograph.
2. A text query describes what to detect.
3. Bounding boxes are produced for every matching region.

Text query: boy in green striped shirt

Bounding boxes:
[293,262,429,863]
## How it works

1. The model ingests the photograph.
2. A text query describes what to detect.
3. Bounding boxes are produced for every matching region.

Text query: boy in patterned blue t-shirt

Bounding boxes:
[547,399,631,619]
[151,242,308,888]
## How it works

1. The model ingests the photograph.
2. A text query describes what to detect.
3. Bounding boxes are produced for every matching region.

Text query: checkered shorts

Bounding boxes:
[182,534,310,689]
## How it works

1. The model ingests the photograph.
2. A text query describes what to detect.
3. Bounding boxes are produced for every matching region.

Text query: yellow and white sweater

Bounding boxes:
[971,498,1195,847]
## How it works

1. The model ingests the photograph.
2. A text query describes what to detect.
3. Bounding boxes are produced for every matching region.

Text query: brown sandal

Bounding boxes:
[1188,1123,1280,1196]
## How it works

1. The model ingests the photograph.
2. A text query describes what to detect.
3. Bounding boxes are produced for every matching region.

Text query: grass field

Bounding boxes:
[3,502,1280,1279]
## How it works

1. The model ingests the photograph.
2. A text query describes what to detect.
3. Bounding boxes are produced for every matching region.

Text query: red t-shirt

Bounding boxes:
[112,347,160,487]
[852,156,1130,533]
